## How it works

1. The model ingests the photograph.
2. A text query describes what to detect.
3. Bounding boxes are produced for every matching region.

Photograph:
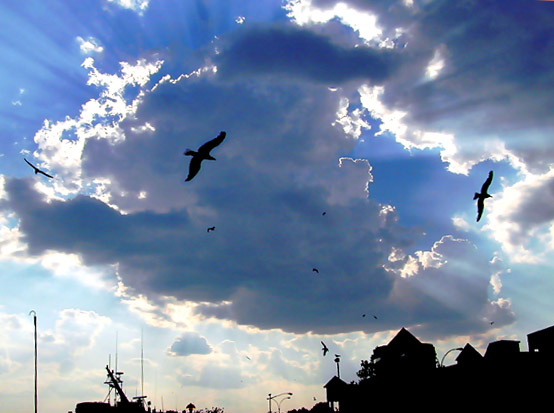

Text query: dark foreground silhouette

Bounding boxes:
[72,366,223,413]
[184,131,226,181]
[304,324,554,412]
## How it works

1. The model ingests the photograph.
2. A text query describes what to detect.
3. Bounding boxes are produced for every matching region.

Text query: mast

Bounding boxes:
[29,310,38,413]
[105,365,130,404]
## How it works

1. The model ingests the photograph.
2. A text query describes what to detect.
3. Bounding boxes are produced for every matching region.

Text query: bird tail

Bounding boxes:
[473,192,480,200]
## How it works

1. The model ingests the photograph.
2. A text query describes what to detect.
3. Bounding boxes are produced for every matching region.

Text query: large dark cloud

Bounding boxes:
[1,17,515,336]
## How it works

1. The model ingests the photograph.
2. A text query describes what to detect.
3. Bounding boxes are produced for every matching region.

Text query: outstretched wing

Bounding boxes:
[38,170,54,179]
[476,197,485,222]
[185,156,202,182]
[481,170,493,193]
[24,158,37,171]
[197,131,226,155]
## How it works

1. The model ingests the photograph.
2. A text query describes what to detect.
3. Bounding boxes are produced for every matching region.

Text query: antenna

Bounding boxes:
[115,331,118,378]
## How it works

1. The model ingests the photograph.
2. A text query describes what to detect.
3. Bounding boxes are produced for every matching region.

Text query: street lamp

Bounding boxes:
[440,347,464,367]
[276,396,291,413]
[267,392,293,413]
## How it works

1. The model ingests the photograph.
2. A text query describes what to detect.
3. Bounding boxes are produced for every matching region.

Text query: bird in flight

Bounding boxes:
[322,212,326,216]
[207,226,215,233]
[321,341,329,356]
[474,170,493,222]
[312,268,319,273]
[24,158,53,179]
[184,131,226,182]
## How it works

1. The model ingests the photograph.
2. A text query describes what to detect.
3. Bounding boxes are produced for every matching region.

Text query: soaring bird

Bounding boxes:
[321,341,329,356]
[207,226,215,233]
[184,131,226,181]
[474,171,493,222]
[24,158,53,179]
[312,268,319,274]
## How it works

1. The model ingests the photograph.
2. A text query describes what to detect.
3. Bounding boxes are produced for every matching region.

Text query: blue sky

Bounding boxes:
[1,0,553,411]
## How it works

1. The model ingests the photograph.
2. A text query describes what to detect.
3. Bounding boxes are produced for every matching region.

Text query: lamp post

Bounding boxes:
[267,392,293,413]
[276,396,291,413]
[440,347,463,367]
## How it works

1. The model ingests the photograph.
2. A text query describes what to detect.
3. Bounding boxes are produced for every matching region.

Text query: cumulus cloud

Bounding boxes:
[168,332,212,357]
[485,168,554,262]
[385,235,515,337]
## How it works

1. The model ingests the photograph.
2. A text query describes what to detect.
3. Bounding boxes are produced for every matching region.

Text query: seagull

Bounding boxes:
[24,158,53,179]
[321,341,329,356]
[322,212,326,216]
[312,268,319,274]
[474,170,493,222]
[373,315,378,320]
[245,355,251,361]
[207,226,215,233]
[184,131,226,182]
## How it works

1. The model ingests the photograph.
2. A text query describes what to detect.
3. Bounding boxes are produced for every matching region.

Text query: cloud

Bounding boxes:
[106,0,150,14]
[168,332,212,357]
[214,24,397,84]
[76,36,104,54]
[385,235,515,337]
[0,21,516,338]
[485,168,554,262]
[286,0,554,175]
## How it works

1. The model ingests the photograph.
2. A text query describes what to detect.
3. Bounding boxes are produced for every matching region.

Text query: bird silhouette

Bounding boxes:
[474,171,493,222]
[321,341,329,356]
[322,212,326,216]
[373,315,378,320]
[24,158,53,179]
[184,131,226,181]
[207,226,215,233]
[312,268,319,274]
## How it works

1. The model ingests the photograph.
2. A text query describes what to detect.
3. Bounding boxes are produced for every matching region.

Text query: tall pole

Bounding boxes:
[29,310,37,413]
[268,393,271,413]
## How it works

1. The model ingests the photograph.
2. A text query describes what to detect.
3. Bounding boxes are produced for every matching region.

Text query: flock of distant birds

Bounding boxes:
[23,131,496,357]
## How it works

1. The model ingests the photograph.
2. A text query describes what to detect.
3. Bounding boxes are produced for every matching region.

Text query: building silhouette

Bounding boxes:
[323,325,553,411]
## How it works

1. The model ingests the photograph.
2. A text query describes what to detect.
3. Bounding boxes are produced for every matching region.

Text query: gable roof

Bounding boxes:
[388,327,423,350]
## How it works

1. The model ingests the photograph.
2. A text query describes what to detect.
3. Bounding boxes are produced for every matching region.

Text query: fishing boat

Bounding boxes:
[74,365,151,413]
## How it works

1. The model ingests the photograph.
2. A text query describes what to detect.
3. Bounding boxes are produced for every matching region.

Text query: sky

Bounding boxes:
[1,0,553,411]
